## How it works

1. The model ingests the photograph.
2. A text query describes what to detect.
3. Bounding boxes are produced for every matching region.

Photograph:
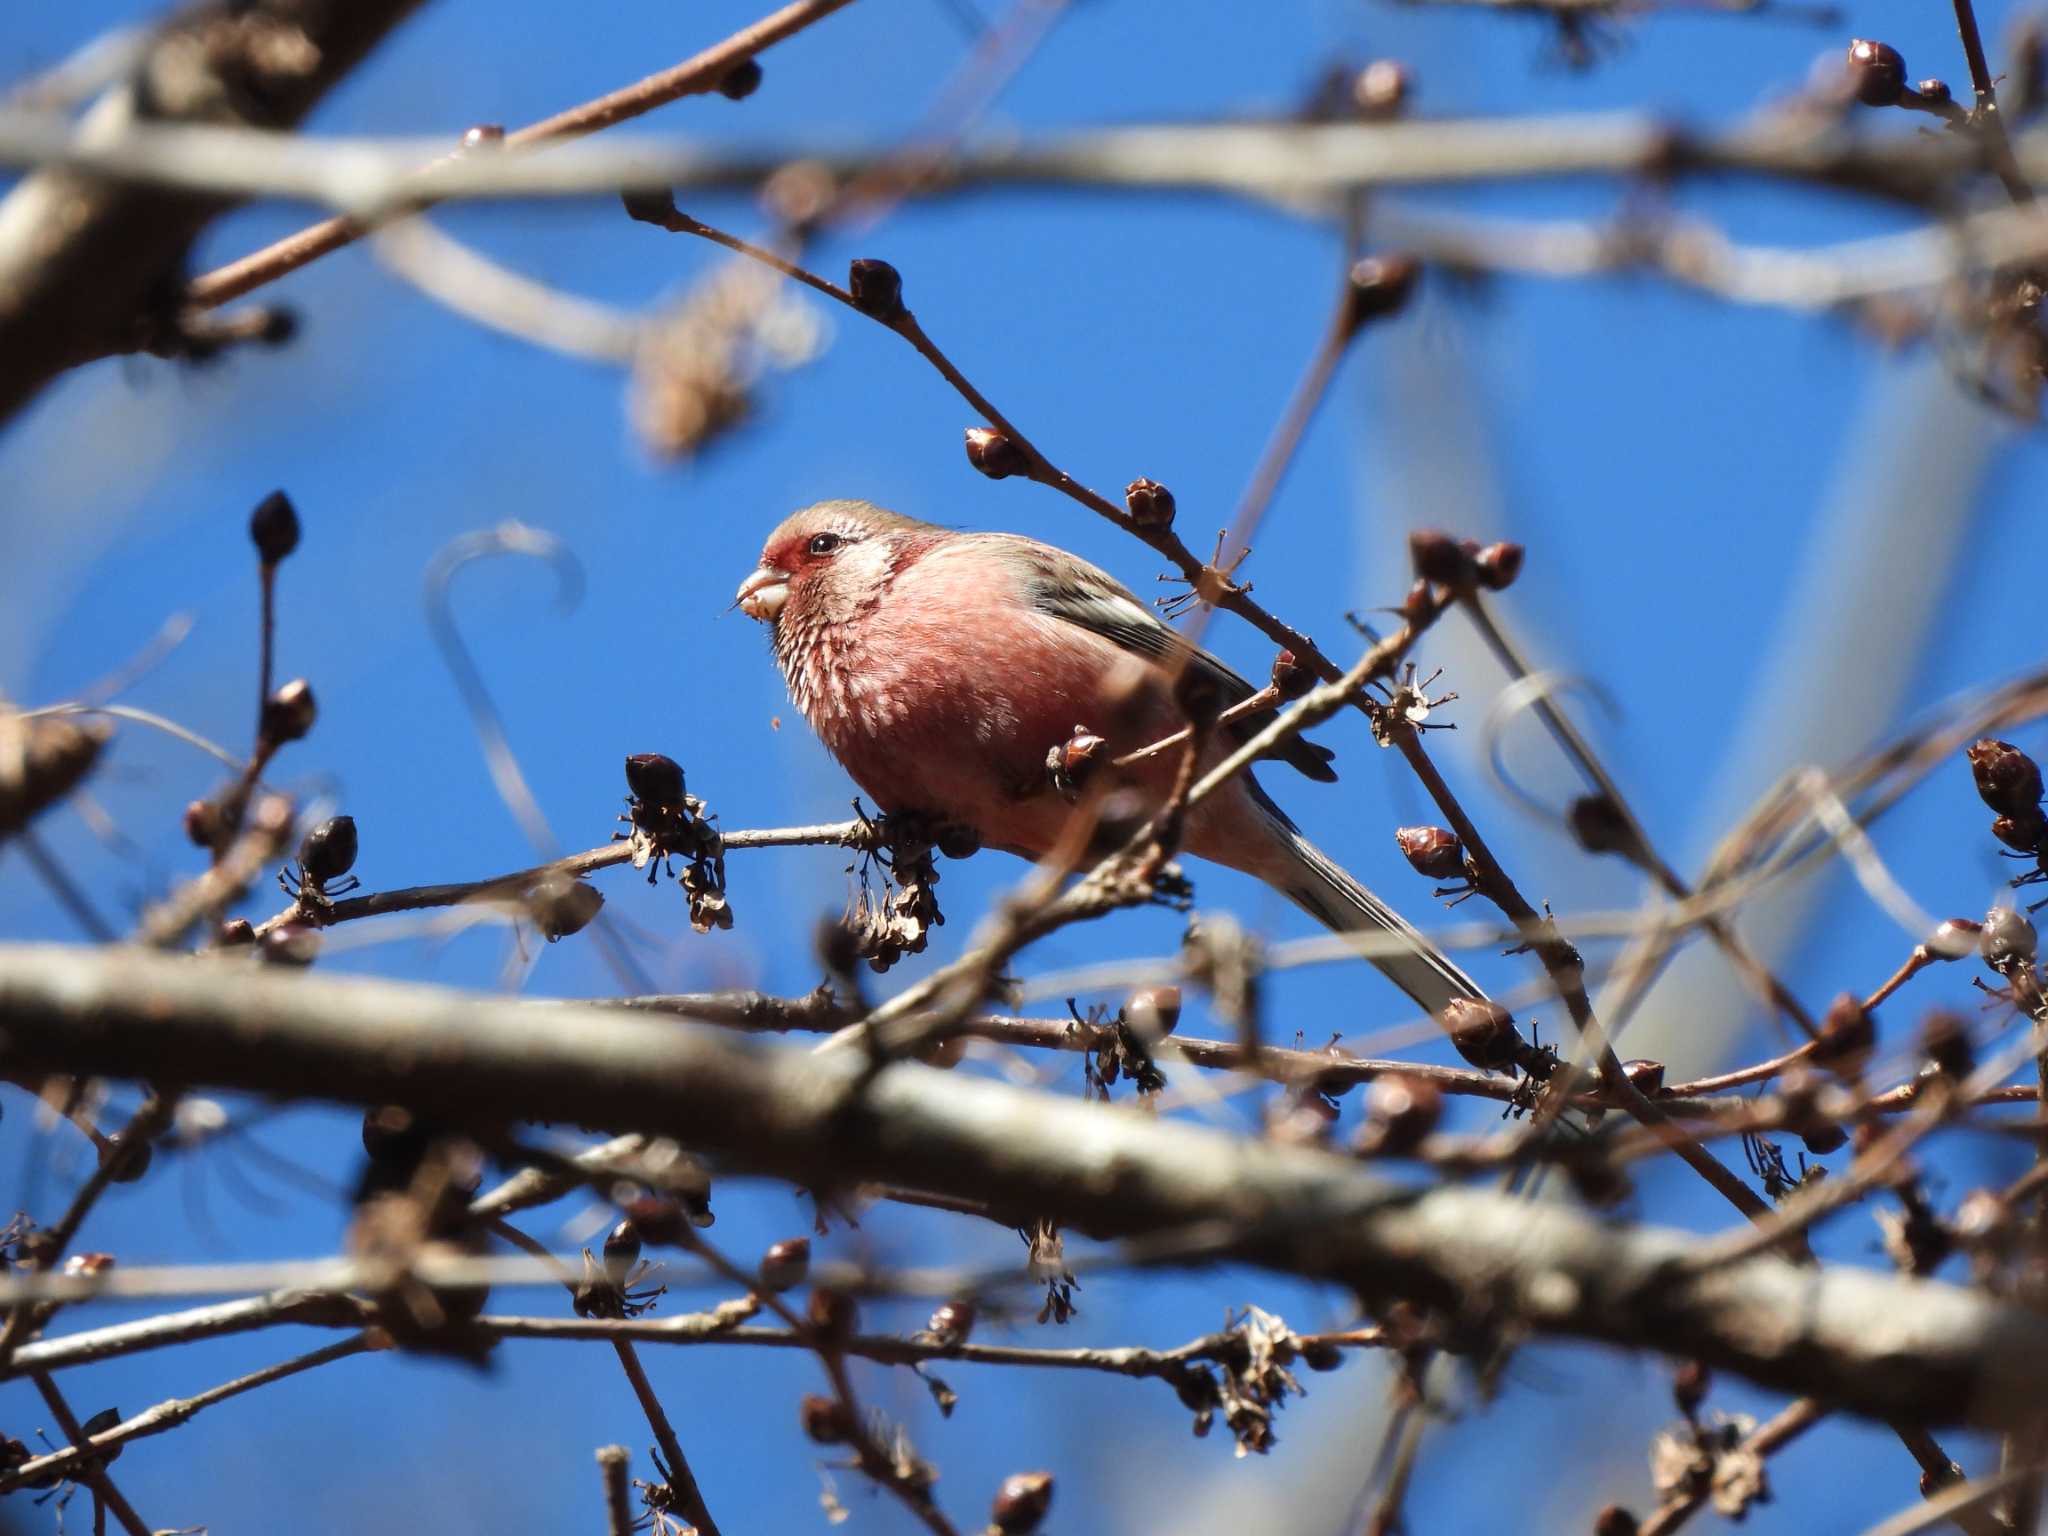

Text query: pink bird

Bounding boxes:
[736,499,1481,1012]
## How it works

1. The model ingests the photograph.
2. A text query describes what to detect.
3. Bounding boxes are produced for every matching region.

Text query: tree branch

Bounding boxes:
[3,943,2048,1427]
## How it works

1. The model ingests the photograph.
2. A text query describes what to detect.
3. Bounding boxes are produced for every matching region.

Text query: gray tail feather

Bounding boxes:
[1274,827,1484,1016]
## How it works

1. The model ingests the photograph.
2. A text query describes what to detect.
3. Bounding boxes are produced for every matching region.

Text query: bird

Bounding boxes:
[735,498,1482,1014]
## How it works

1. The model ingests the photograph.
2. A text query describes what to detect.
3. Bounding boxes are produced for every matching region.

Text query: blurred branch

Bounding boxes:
[6,943,2048,1427]
[183,0,860,312]
[0,1336,371,1496]
[1,114,2034,219]
[0,0,427,425]
[371,218,643,363]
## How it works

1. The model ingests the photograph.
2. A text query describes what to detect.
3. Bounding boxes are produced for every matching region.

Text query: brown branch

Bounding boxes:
[29,1370,152,1536]
[7,943,2048,1426]
[623,199,1350,685]
[0,1093,175,1364]
[1458,592,1818,1039]
[0,1337,370,1496]
[596,1445,634,1536]
[0,0,427,424]
[182,0,861,313]
[1382,713,1778,1229]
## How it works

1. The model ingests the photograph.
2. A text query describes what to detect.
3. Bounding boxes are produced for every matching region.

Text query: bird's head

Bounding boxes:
[737,499,939,627]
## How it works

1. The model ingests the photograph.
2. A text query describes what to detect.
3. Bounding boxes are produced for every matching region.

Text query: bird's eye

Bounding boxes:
[807,532,844,556]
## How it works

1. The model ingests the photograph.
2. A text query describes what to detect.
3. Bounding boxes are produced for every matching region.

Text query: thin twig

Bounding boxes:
[183,0,863,311]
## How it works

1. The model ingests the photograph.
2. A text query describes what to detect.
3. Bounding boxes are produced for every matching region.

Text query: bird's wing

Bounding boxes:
[1003,537,1338,783]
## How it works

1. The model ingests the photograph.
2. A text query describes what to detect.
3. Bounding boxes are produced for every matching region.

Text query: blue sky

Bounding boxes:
[3,0,2046,1531]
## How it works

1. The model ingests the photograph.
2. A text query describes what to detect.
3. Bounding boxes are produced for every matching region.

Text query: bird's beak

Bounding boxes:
[735,565,790,622]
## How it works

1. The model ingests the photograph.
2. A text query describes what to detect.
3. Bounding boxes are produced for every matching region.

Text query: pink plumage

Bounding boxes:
[738,499,1480,1012]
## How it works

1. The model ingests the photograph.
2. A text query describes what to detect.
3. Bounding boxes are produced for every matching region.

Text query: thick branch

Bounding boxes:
[0,0,425,424]
[2,944,2047,1427]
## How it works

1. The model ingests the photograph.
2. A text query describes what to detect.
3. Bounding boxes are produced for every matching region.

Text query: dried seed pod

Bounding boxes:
[1846,38,1908,106]
[927,1299,976,1346]
[800,1393,854,1443]
[1917,77,1953,104]
[1341,254,1421,332]
[1967,738,2044,816]
[965,426,1029,479]
[991,1472,1055,1535]
[1355,1073,1442,1156]
[625,752,685,807]
[716,57,764,99]
[528,875,604,941]
[1124,477,1176,528]
[847,258,904,319]
[1440,997,1521,1071]
[260,679,317,744]
[807,1285,857,1346]
[298,815,358,884]
[248,490,301,564]
[1594,1507,1641,1536]
[1352,58,1411,118]
[759,1236,811,1292]
[1981,905,2040,970]
[1125,984,1181,1039]
[1811,993,1875,1072]
[1474,541,1525,591]
[1395,825,1463,881]
[1408,528,1474,588]
[602,1218,643,1285]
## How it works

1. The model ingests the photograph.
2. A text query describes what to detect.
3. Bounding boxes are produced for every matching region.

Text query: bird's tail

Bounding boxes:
[1263,819,1484,1016]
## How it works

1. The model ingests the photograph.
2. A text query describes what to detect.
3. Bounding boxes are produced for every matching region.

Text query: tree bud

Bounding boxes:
[1440,997,1521,1071]
[261,679,317,744]
[625,752,685,807]
[1342,254,1421,333]
[1395,825,1463,881]
[1474,541,1525,591]
[847,258,904,319]
[1124,477,1177,528]
[760,1236,811,1292]
[1968,738,2042,816]
[1355,1073,1442,1156]
[717,58,764,99]
[1126,984,1181,1039]
[991,1472,1054,1535]
[1353,59,1411,118]
[1846,38,1908,106]
[965,427,1028,479]
[248,490,300,564]
[298,815,358,885]
[1408,528,1474,588]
